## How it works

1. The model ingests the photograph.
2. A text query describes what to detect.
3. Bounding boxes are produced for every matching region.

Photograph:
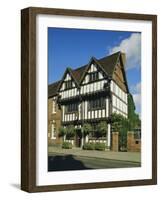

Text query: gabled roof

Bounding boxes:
[48,51,128,95]
[78,51,121,83]
[57,67,80,92]
[98,51,121,76]
[68,67,80,87]
[71,65,87,83]
[48,80,61,98]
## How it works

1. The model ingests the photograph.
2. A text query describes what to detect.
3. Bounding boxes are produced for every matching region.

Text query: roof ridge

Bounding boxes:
[48,80,61,87]
[48,51,122,92]
[97,51,121,61]
[72,64,87,72]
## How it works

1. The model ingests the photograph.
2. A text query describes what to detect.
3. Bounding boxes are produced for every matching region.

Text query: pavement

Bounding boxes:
[48,146,141,163]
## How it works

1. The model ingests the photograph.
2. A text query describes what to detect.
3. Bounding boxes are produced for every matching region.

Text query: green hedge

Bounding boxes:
[83,143,95,150]
[83,142,105,151]
[95,142,106,151]
[62,142,72,149]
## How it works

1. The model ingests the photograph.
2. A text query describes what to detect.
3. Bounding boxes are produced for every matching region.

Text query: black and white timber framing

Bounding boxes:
[49,51,129,148]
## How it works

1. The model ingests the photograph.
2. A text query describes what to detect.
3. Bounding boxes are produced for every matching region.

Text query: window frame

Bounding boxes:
[65,102,78,113]
[89,71,99,82]
[88,97,106,110]
[65,80,73,90]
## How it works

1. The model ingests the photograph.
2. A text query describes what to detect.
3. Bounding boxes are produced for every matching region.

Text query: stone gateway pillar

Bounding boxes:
[127,131,141,152]
[112,132,119,152]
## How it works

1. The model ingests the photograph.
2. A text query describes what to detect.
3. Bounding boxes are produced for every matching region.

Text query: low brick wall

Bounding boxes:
[88,139,106,144]
[127,132,141,152]
[65,139,74,145]
[111,131,141,152]
[48,138,62,147]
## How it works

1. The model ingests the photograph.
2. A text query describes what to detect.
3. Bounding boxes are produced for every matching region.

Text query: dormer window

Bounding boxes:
[65,80,72,89]
[89,72,99,82]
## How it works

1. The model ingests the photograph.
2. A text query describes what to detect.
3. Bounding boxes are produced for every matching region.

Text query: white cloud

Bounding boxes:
[130,82,141,94]
[133,93,141,108]
[109,33,141,70]
[133,93,141,117]
[130,82,141,116]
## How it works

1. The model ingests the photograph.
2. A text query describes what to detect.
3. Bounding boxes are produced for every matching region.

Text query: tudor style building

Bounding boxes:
[52,51,129,148]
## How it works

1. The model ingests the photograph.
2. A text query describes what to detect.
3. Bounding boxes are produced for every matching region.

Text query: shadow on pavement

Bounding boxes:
[48,154,91,171]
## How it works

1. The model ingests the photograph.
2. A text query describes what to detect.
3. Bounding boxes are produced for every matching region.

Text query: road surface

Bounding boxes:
[48,153,141,171]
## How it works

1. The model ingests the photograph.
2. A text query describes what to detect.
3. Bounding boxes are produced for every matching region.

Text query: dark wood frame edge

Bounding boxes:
[21,7,157,193]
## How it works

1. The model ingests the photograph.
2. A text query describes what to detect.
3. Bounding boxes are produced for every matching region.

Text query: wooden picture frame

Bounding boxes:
[21,7,157,192]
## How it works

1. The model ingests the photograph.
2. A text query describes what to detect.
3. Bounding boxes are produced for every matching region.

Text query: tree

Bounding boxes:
[111,113,124,131]
[95,121,108,138]
[119,117,129,150]
[59,126,67,141]
[66,125,76,139]
[80,123,93,147]
[82,123,93,136]
[128,94,141,130]
[111,113,129,150]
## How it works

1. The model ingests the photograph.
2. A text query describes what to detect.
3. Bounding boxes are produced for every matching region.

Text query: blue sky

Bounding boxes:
[48,28,141,115]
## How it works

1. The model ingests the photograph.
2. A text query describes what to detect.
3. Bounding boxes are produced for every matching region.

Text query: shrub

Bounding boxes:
[83,142,106,151]
[95,142,106,151]
[83,143,95,150]
[62,142,72,149]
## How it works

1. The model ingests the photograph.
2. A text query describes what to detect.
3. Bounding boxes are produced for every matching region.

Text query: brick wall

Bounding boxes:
[127,132,141,152]
[48,97,62,146]
[111,131,141,152]
[112,132,119,151]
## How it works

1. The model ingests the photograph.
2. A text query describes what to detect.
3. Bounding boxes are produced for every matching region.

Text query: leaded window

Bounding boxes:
[65,80,72,89]
[89,72,99,82]
[66,102,78,113]
[88,97,106,110]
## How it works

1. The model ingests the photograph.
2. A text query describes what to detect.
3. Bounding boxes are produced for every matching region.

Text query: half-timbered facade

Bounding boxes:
[48,51,129,148]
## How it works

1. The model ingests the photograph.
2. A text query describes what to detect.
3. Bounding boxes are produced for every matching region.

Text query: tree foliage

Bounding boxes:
[58,126,67,137]
[59,125,76,139]
[111,113,124,131]
[82,123,93,136]
[128,94,141,130]
[66,125,76,139]
[111,113,129,149]
[95,121,108,138]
